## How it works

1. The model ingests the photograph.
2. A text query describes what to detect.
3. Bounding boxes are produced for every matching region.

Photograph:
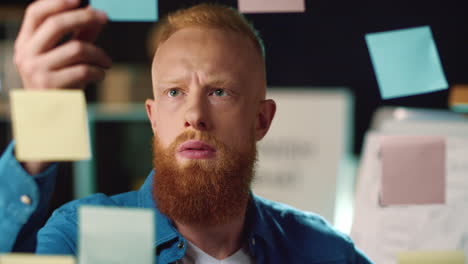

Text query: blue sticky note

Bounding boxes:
[365,26,448,99]
[90,0,158,22]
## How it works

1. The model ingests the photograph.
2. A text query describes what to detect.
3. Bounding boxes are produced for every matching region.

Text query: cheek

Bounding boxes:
[154,102,182,148]
[159,95,183,112]
[213,107,257,150]
[154,122,176,148]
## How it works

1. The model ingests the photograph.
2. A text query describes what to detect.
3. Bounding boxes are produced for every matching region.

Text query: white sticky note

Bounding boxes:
[10,90,91,161]
[79,206,155,264]
[0,254,75,264]
[238,0,305,13]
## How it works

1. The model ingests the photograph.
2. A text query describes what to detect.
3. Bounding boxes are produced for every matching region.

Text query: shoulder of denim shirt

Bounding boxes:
[53,190,140,218]
[252,194,368,263]
[35,191,140,254]
[43,172,152,231]
[51,170,154,217]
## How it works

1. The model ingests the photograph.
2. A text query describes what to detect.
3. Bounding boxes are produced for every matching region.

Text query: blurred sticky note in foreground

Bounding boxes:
[398,250,465,264]
[238,0,305,13]
[90,0,158,22]
[79,206,154,264]
[0,254,75,264]
[365,26,448,99]
[380,136,445,206]
[10,90,90,161]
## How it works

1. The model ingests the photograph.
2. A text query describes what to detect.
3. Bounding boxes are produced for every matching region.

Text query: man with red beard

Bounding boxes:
[0,0,372,263]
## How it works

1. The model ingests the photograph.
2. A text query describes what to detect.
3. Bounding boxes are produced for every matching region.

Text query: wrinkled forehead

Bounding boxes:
[150,27,266,96]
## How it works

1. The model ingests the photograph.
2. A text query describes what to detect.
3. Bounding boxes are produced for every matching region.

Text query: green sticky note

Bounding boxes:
[398,251,465,264]
[365,26,448,100]
[79,206,155,264]
[451,104,468,113]
[90,0,158,22]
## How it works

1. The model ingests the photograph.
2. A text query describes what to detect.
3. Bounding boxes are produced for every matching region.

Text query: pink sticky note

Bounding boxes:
[380,136,445,206]
[238,0,305,13]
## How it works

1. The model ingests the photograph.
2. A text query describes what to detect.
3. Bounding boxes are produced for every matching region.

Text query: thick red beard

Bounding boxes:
[152,130,257,227]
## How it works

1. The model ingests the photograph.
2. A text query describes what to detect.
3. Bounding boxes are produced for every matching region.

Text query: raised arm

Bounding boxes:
[0,0,111,252]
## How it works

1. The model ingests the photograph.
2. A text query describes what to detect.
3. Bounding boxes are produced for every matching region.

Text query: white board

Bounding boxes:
[253,88,353,224]
[351,132,468,264]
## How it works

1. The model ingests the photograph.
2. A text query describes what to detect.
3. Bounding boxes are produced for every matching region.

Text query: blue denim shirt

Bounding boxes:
[1,142,373,263]
[0,142,57,253]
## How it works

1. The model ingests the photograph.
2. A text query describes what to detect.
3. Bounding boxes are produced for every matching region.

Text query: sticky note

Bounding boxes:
[449,84,468,113]
[238,0,305,13]
[380,136,445,206]
[398,250,465,264]
[365,26,448,99]
[90,0,158,22]
[0,254,75,264]
[10,90,91,161]
[79,206,155,264]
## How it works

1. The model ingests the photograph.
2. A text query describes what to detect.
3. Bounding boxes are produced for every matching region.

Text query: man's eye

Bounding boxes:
[212,89,227,97]
[167,89,180,97]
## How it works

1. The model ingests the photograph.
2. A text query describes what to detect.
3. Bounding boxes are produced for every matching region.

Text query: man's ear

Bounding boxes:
[255,99,276,141]
[145,99,157,134]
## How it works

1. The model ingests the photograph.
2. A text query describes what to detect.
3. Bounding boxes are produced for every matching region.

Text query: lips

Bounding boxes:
[177,140,216,159]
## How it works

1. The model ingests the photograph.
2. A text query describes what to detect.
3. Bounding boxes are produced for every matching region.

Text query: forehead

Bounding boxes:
[151,27,262,85]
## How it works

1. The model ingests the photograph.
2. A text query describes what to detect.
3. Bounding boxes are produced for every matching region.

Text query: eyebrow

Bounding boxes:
[155,74,238,90]
[205,78,236,88]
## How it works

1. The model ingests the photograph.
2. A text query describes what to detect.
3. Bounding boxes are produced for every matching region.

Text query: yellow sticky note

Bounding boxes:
[10,90,91,161]
[0,253,75,264]
[398,251,465,264]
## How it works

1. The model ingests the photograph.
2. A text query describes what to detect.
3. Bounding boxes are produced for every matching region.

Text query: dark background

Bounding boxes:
[1,0,468,211]
[3,0,468,153]
[95,0,468,154]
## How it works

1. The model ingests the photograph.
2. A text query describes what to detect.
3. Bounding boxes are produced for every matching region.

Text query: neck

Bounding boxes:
[174,204,248,260]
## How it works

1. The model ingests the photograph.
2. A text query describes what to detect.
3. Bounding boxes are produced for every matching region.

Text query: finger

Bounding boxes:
[16,0,81,48]
[51,64,106,88]
[74,21,105,42]
[74,6,107,42]
[39,40,112,70]
[28,8,107,55]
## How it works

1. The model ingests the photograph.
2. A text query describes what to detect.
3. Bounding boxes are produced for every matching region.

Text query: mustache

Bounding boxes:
[168,130,222,151]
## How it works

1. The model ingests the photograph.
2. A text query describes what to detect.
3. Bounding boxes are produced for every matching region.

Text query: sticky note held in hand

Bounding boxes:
[238,0,305,13]
[10,90,91,162]
[365,26,448,99]
[79,206,155,264]
[90,0,158,22]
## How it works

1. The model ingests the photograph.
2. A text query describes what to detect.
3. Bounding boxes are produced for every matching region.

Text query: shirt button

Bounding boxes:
[251,238,256,246]
[20,195,32,205]
[177,241,185,249]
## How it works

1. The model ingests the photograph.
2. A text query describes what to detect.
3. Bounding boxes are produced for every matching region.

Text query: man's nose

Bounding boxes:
[184,94,210,131]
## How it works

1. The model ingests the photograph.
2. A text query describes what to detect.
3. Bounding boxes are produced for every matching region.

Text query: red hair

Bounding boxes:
[148,4,265,59]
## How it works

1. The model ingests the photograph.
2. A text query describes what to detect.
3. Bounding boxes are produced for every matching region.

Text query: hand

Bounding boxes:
[14,0,112,90]
[13,0,112,174]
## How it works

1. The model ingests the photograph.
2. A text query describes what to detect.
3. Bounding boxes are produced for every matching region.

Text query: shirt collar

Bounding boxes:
[137,171,274,249]
[246,194,275,249]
